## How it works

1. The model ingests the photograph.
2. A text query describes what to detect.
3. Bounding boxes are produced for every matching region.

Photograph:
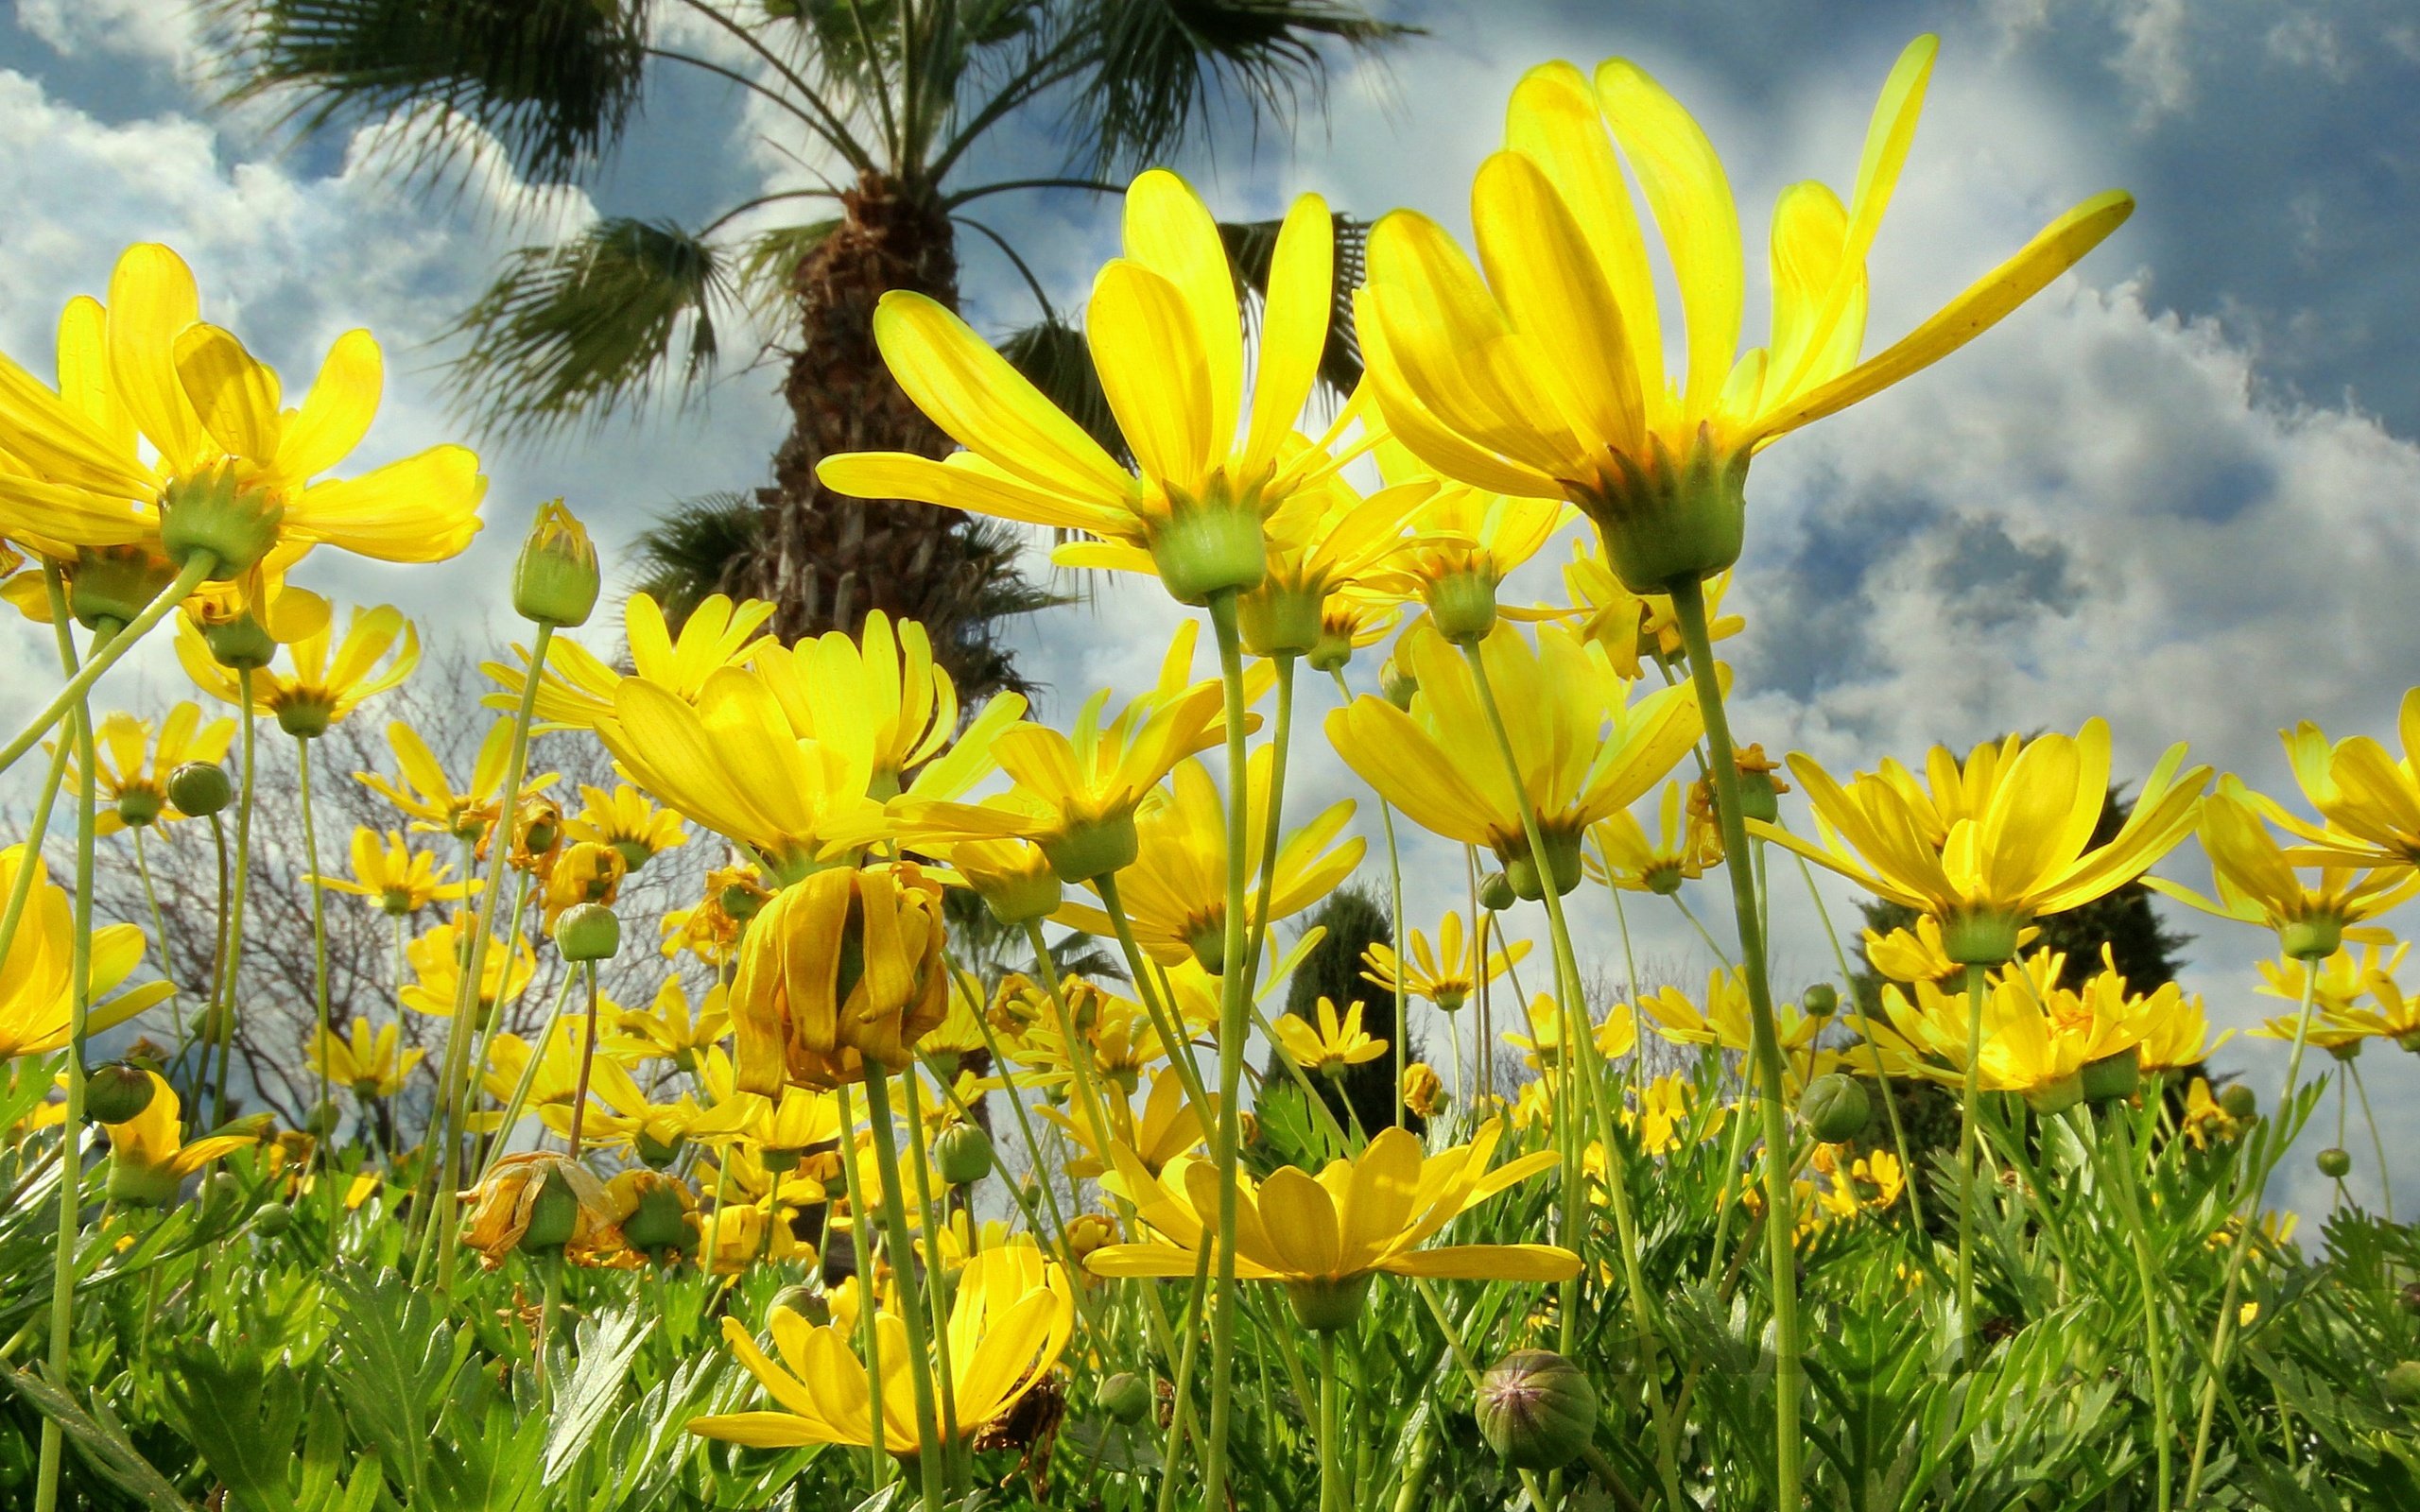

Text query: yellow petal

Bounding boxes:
[173,324,282,461]
[1088,260,1214,495]
[1123,169,1243,467]
[1241,192,1334,474]
[289,445,486,561]
[279,329,382,479]
[1255,1164,1344,1279]
[1472,150,1643,453]
[106,244,211,473]
[1381,1243,1583,1280]
[819,451,1128,536]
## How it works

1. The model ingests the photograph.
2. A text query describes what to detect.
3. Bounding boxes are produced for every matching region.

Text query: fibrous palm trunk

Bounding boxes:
[751,172,1030,697]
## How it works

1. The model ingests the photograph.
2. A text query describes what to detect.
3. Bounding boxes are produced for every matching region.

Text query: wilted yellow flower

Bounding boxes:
[1401,1061,1446,1120]
[1357,38,2131,593]
[690,1242,1075,1450]
[539,840,627,928]
[458,1151,620,1264]
[729,863,950,1091]
[99,1073,253,1205]
[1759,721,2207,965]
[821,172,1351,607]
[1329,623,1703,898]
[659,863,768,966]
[1362,911,1529,1014]
[2178,1077,2242,1150]
[178,603,420,738]
[308,827,478,916]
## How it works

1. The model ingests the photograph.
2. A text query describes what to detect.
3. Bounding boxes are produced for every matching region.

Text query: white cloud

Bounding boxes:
[14,0,203,70]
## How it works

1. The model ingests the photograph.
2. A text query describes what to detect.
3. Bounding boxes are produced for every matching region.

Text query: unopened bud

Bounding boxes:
[83,1063,157,1125]
[1097,1372,1153,1425]
[932,1125,994,1186]
[2317,1146,2353,1179]
[165,762,233,816]
[1477,1350,1599,1470]
[553,903,621,962]
[1797,1074,1870,1143]
[1802,983,1839,1018]
[510,500,600,627]
[2218,1083,2258,1121]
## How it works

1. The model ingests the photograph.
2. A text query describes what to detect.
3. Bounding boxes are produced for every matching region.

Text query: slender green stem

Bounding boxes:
[1332,666,1411,1128]
[1200,589,1253,1511]
[0,554,213,780]
[215,668,260,1129]
[428,621,552,1292]
[2082,1103,2172,1510]
[566,963,600,1158]
[861,1070,947,1512]
[1240,653,1296,985]
[128,829,180,1043]
[1456,638,1685,1511]
[1957,960,1988,1331]
[297,736,335,1136]
[1791,849,1925,1230]
[834,1081,890,1488]
[534,1251,564,1409]
[0,567,81,1007]
[1152,1240,1215,1512]
[33,616,112,1512]
[473,970,583,1187]
[2349,1060,2393,1221]
[1317,1332,1340,1512]
[899,1070,963,1489]
[1094,872,1216,1116]
[2184,959,2320,1507]
[1668,574,1803,1512]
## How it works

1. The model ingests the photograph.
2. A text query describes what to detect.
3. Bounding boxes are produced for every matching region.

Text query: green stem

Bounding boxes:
[834,1081,889,1489]
[1200,589,1252,1512]
[2090,1104,2173,1511]
[1095,873,1216,1118]
[1957,960,1988,1332]
[1668,574,1802,1512]
[566,963,600,1159]
[297,736,335,1148]
[2349,1060,2393,1222]
[473,970,584,1187]
[534,1251,564,1410]
[2184,958,2319,1507]
[0,554,213,780]
[428,621,553,1293]
[1331,666,1411,1128]
[1791,848,1925,1231]
[861,1070,947,1512]
[899,1070,963,1489]
[130,827,179,1043]
[215,667,259,1130]
[1457,638,1685,1511]
[33,615,112,1512]
[1317,1332,1340,1512]
[1240,652,1295,986]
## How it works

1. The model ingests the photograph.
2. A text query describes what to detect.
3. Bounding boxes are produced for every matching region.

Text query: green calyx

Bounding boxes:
[1146,486,1267,606]
[976,868,1063,929]
[276,700,333,739]
[2081,1044,2142,1104]
[162,463,283,577]
[1042,812,1140,885]
[1422,567,1499,647]
[69,545,175,631]
[1941,910,2024,967]
[1284,1272,1373,1333]
[114,788,164,828]
[1237,578,1322,660]
[1577,427,1751,596]
[2280,915,2344,962]
[1500,828,1585,902]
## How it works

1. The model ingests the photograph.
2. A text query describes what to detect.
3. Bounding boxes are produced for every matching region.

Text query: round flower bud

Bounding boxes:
[2218,1083,2258,1121]
[2317,1146,2353,1179]
[1477,1350,1599,1471]
[2081,1045,2141,1105]
[932,1124,995,1186]
[769,1284,828,1326]
[201,1170,244,1217]
[553,903,622,962]
[2386,1360,2420,1406]
[302,1100,341,1138]
[1797,1074,1871,1144]
[165,761,233,816]
[83,1062,157,1125]
[1737,770,1783,825]
[1478,871,1517,913]
[1801,983,1839,1018]
[251,1201,293,1237]
[1096,1372,1153,1425]
[511,501,600,627]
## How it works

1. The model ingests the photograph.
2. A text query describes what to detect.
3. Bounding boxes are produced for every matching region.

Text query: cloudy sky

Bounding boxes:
[5,0,2418,1215]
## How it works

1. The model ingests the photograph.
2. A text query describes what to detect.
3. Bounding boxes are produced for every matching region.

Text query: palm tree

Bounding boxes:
[221,0,1407,696]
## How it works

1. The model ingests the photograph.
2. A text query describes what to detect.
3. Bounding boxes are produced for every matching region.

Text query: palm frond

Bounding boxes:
[1220,211,1366,395]
[734,219,841,309]
[624,492,763,631]
[1068,0,1413,171]
[442,216,733,442]
[224,0,648,184]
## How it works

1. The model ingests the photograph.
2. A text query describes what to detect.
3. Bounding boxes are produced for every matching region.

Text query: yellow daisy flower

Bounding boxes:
[72,702,233,833]
[563,782,688,870]
[1585,781,1722,896]
[484,591,776,732]
[308,827,478,916]
[397,919,535,1022]
[1361,910,1530,1014]
[178,602,419,738]
[99,1072,256,1205]
[1272,995,1389,1077]
[0,845,173,1057]
[306,1017,424,1098]
[354,717,555,844]
[2148,779,2419,961]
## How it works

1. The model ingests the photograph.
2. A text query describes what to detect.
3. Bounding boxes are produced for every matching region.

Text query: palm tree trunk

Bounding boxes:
[752,172,1019,693]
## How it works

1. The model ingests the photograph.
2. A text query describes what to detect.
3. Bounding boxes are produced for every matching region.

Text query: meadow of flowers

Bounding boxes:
[4,31,2418,1512]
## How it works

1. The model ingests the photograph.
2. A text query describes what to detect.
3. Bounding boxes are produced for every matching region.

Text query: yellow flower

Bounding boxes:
[1328,622,1703,898]
[179,603,420,738]
[996,980,1172,1097]
[1272,996,1388,1076]
[485,591,776,732]
[100,1072,255,1205]
[1053,747,1360,971]
[306,1017,424,1098]
[563,782,687,871]
[308,827,478,916]
[397,919,535,1022]
[1550,539,1744,678]
[1637,969,1823,1059]
[821,172,1348,606]
[729,863,951,1091]
[538,840,627,927]
[0,244,486,571]
[1757,720,2208,965]
[1362,911,1530,1014]
[2148,780,2417,960]
[1864,915,2037,988]
[1401,1061,1446,1120]
[2274,688,2420,869]
[604,976,732,1073]
[660,863,768,966]
[786,610,1028,799]
[2178,1077,2242,1150]
[689,1241,1075,1450]
[1357,38,2132,593]
[1505,991,1635,1072]
[458,1151,621,1265]
[1585,781,1722,895]
[354,716,555,843]
[0,846,172,1057]
[700,1201,803,1273]
[1866,951,2140,1108]
[1088,1123,1579,1325]
[1390,451,1573,644]
[72,703,233,833]
[2321,947,2420,1049]
[1623,1072,1717,1156]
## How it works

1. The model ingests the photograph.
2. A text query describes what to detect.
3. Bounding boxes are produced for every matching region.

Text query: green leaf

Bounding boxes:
[542,1307,651,1479]
[0,1366,191,1512]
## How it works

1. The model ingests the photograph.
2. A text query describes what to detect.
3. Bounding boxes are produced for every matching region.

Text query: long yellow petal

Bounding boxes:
[106,244,211,474]
[1472,150,1644,454]
[1240,193,1334,475]
[289,445,486,561]
[1123,169,1243,467]
[173,323,282,462]
[1381,1243,1582,1280]
[1088,260,1214,496]
[279,329,382,480]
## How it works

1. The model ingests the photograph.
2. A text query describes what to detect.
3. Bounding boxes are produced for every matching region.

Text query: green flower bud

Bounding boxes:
[1737,769,1783,825]
[1801,983,1839,1018]
[516,1167,581,1254]
[769,1283,826,1326]
[511,500,600,627]
[1798,1073,1871,1143]
[2386,1360,2420,1406]
[165,761,233,816]
[1478,871,1517,913]
[553,902,622,962]
[302,1101,341,1138]
[2218,1083,2258,1121]
[69,545,175,631]
[932,1124,995,1186]
[162,461,284,576]
[251,1201,293,1237]
[1096,1372,1153,1425]
[2318,1146,2353,1179]
[83,1062,157,1125]
[1477,1350,1599,1471]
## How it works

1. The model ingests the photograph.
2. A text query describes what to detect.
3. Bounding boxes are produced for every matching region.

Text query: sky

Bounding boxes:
[4,0,2419,1218]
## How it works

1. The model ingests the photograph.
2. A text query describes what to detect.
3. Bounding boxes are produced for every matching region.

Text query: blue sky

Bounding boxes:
[4,0,2419,1213]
